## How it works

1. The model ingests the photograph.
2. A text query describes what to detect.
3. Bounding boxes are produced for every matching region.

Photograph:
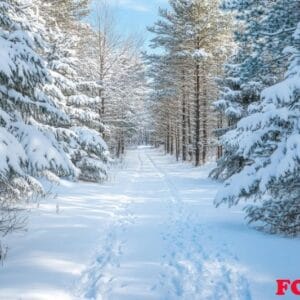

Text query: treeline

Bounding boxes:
[146,0,232,166]
[0,0,147,238]
[148,0,300,235]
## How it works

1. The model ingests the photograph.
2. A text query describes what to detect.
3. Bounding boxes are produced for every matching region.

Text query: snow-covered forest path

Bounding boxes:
[0,147,299,300]
[76,147,250,300]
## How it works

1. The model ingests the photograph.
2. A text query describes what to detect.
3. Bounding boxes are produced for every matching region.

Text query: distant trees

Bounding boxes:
[147,0,232,165]
[104,46,148,157]
[90,1,148,157]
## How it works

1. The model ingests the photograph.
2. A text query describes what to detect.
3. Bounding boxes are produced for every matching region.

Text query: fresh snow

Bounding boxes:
[0,147,299,300]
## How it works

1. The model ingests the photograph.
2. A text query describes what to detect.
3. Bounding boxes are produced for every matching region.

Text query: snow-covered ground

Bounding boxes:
[0,147,299,300]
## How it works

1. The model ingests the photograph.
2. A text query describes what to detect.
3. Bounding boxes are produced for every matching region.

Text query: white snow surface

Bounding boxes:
[0,148,299,300]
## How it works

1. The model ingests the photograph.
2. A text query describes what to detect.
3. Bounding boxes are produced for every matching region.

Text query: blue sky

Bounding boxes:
[88,0,169,50]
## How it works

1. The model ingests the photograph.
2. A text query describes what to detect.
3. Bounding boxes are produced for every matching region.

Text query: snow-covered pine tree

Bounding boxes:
[212,0,300,180]
[0,0,76,185]
[212,1,268,180]
[210,54,247,180]
[0,0,77,236]
[215,22,300,236]
[39,0,110,182]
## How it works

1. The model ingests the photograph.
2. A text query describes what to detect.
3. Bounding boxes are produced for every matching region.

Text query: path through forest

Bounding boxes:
[75,147,250,300]
[0,147,299,300]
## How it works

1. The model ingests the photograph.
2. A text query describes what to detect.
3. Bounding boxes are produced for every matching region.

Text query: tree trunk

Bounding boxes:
[164,135,167,153]
[116,136,121,158]
[166,121,170,154]
[170,126,174,155]
[195,62,201,167]
[202,73,208,164]
[176,125,180,161]
[217,112,223,159]
[121,132,125,155]
[182,70,187,161]
[188,99,193,161]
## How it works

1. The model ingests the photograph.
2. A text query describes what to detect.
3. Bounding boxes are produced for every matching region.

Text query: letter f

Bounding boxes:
[276,279,291,295]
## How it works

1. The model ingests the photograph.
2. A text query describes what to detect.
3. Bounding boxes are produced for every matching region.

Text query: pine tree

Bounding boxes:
[39,0,110,182]
[215,22,300,235]
[147,0,231,165]
[212,0,300,180]
[0,0,76,236]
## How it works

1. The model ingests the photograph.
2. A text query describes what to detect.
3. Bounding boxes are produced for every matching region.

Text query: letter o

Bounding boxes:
[291,280,300,295]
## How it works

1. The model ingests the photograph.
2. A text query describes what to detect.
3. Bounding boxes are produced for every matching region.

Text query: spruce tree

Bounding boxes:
[39,0,110,182]
[0,0,76,238]
[216,22,300,235]
[212,0,300,180]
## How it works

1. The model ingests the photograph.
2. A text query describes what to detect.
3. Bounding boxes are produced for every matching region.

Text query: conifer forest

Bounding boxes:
[0,1,299,299]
